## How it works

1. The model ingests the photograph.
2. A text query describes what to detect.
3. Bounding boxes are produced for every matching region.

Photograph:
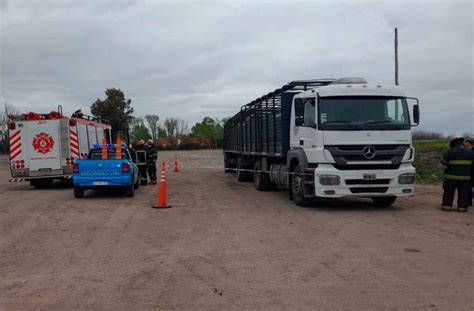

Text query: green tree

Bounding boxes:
[191,117,224,146]
[131,118,151,142]
[158,126,167,138]
[91,88,134,129]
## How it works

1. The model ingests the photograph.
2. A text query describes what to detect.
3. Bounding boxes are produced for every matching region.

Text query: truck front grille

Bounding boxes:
[345,179,390,185]
[350,187,388,194]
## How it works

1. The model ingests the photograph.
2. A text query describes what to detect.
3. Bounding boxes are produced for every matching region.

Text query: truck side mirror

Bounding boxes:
[413,105,420,125]
[406,97,420,126]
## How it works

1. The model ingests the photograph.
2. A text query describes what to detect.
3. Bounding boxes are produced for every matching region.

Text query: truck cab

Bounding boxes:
[288,78,419,206]
[72,144,140,198]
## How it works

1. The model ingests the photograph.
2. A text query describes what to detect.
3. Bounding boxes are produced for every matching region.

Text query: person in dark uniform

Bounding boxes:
[440,137,474,212]
[134,140,149,186]
[463,138,473,207]
[146,139,158,185]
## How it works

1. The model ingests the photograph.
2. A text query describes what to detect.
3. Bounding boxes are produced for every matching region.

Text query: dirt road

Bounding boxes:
[0,150,472,310]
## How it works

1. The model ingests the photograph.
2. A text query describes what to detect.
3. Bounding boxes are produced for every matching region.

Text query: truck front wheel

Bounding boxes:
[291,167,310,207]
[372,196,396,207]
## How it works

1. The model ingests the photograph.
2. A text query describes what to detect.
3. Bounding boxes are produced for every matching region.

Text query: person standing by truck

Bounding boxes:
[441,137,474,212]
[463,138,473,207]
[146,139,157,184]
[134,140,149,186]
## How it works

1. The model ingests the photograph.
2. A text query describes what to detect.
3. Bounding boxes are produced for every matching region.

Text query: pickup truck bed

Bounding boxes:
[72,146,139,198]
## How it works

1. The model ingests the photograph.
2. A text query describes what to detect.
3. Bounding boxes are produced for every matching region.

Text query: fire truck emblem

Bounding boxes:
[32,132,55,154]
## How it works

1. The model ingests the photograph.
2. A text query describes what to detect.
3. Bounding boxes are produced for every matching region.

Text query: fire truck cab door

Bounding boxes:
[26,121,61,172]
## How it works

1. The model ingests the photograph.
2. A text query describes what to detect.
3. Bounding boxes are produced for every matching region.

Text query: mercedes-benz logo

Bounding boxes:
[362,145,376,159]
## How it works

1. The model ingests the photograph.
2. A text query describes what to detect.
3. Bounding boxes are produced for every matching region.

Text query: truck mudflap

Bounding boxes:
[313,164,416,198]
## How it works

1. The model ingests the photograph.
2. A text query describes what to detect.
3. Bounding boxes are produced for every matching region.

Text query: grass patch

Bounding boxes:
[413,140,448,183]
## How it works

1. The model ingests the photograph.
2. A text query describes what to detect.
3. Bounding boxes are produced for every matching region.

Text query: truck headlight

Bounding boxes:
[319,174,340,186]
[399,173,415,184]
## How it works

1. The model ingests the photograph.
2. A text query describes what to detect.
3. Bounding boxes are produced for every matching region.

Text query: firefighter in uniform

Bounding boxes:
[463,138,473,207]
[134,140,149,186]
[441,137,474,212]
[146,139,158,184]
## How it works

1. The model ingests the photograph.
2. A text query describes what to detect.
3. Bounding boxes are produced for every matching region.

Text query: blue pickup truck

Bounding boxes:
[73,144,140,198]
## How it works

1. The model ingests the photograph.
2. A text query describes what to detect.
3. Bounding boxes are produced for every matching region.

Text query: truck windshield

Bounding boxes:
[318,96,410,130]
[88,148,131,160]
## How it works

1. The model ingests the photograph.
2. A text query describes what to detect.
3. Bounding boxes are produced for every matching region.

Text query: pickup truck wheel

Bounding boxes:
[74,186,85,198]
[125,183,135,197]
[254,161,271,191]
[291,167,309,207]
[372,196,396,207]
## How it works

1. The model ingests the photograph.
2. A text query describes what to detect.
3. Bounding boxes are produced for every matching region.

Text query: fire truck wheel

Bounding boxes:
[73,186,85,198]
[125,183,135,197]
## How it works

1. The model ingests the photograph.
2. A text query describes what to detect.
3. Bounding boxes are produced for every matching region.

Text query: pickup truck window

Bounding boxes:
[88,148,131,160]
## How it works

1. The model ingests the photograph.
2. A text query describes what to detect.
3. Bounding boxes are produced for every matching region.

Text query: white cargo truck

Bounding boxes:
[8,107,111,188]
[223,78,420,207]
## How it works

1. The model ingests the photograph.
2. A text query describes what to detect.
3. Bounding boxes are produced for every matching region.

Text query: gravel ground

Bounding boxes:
[0,150,472,310]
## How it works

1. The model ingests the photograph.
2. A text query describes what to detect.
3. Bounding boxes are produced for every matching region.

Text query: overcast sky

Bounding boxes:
[0,0,472,134]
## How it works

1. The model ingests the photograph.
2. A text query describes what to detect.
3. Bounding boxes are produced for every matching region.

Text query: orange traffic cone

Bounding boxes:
[173,154,180,172]
[152,161,172,209]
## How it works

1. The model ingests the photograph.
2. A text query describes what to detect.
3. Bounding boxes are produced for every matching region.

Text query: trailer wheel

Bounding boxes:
[254,161,271,191]
[125,182,135,197]
[73,186,85,198]
[237,158,252,182]
[291,167,310,206]
[372,196,396,207]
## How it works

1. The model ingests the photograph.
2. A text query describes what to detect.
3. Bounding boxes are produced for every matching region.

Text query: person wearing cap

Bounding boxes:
[440,137,474,212]
[146,139,158,185]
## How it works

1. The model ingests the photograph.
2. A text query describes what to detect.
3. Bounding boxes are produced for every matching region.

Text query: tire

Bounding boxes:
[224,154,236,173]
[125,182,135,197]
[254,160,271,191]
[291,166,310,207]
[74,186,85,198]
[372,196,397,207]
[236,158,253,182]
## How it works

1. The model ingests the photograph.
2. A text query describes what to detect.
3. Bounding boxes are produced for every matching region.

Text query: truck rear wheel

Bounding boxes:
[254,161,271,191]
[74,186,85,198]
[372,196,396,207]
[291,167,310,207]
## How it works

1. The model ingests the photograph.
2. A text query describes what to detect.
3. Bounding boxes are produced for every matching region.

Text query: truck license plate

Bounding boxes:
[93,181,108,186]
